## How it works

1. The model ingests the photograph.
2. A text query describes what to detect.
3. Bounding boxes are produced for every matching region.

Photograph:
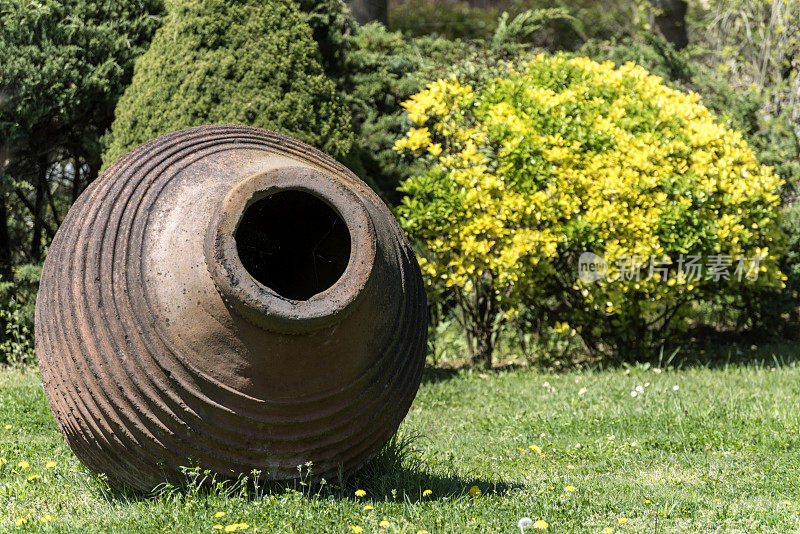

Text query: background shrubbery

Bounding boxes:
[0,0,165,363]
[395,55,785,364]
[102,0,353,167]
[1,0,798,368]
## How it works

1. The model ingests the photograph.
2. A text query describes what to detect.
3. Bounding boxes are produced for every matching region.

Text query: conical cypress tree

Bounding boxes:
[102,0,352,168]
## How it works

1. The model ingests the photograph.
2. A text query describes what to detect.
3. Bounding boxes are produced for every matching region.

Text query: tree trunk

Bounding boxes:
[29,159,48,262]
[649,0,689,49]
[471,277,495,369]
[346,0,387,25]
[473,325,494,369]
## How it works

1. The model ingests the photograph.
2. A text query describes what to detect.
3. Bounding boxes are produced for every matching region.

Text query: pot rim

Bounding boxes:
[204,165,377,334]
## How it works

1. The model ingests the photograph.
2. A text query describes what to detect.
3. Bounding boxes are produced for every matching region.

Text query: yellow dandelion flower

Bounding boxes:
[533,519,548,530]
[350,526,364,533]
[224,526,237,533]
[602,528,614,534]
[567,465,575,470]
[469,485,481,497]
[41,515,53,523]
[618,517,630,524]
[0,457,6,466]
[3,424,11,430]
[215,512,227,518]
[422,489,432,497]
[379,520,391,527]
[46,461,56,468]
[213,527,223,531]
[418,531,430,534]
[363,505,373,511]
[355,489,366,498]
[18,461,29,470]
[15,518,27,526]
[27,474,41,481]
[783,500,791,505]
[564,486,576,492]
[644,499,652,504]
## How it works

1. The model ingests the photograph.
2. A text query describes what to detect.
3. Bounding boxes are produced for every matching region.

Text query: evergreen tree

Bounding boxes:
[102,0,352,169]
[0,0,163,269]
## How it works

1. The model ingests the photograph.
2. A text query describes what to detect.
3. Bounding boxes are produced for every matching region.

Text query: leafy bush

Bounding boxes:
[0,264,40,366]
[689,0,799,130]
[0,300,35,367]
[579,36,800,196]
[102,0,352,168]
[578,36,800,339]
[332,21,528,203]
[332,23,458,203]
[389,0,501,40]
[395,54,785,365]
[390,0,652,49]
[0,0,164,272]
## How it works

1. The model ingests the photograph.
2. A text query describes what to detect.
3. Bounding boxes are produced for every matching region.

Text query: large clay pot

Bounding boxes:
[35,125,427,491]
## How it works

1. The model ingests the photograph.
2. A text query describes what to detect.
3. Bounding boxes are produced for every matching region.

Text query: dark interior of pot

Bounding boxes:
[235,190,351,301]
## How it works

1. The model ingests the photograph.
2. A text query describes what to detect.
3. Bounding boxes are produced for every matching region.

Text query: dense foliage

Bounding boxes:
[334,22,520,203]
[333,12,564,204]
[1,0,798,368]
[580,35,800,199]
[689,0,800,197]
[0,0,164,266]
[102,0,352,168]
[389,0,652,47]
[395,54,785,364]
[0,0,164,363]
[332,23,457,202]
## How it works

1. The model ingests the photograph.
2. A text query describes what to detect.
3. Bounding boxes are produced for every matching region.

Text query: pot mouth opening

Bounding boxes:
[235,190,351,301]
[206,166,376,334]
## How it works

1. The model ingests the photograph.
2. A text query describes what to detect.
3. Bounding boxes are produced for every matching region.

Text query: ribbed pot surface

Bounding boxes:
[35,125,427,491]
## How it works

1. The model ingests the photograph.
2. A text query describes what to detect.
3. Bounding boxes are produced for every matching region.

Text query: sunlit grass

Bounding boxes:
[2,347,800,532]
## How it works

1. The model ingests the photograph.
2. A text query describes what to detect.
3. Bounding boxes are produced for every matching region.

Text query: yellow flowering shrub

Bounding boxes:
[395,54,785,362]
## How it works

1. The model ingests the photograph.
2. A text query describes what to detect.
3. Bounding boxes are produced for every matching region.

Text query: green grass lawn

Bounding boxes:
[2,347,800,533]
